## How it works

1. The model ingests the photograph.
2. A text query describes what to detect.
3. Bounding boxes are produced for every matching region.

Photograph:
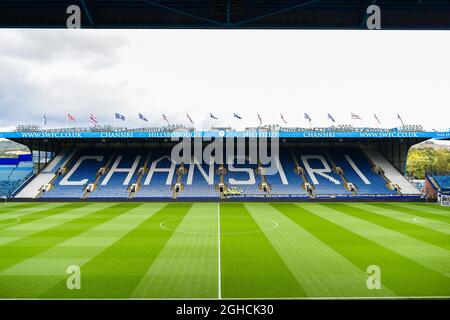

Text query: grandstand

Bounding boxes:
[425,174,450,204]
[8,144,424,200]
[2,125,449,201]
[1,126,450,301]
[431,176,450,194]
[0,154,33,199]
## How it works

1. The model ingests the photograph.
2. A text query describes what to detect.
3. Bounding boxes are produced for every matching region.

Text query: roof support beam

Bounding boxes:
[233,0,320,27]
[80,0,95,26]
[140,0,222,27]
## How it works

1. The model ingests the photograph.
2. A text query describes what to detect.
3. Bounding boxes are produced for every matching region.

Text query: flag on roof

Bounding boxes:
[280,113,287,124]
[304,113,311,122]
[351,112,362,120]
[115,113,125,121]
[187,113,194,125]
[397,113,405,126]
[210,113,218,120]
[139,113,148,122]
[257,113,262,125]
[327,113,335,123]
[67,113,76,121]
[374,113,381,125]
[162,114,170,125]
[90,113,98,125]
[43,114,47,126]
[233,113,242,119]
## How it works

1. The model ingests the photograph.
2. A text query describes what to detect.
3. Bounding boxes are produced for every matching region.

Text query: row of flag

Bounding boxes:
[63,112,148,125]
[305,112,404,126]
[47,112,405,127]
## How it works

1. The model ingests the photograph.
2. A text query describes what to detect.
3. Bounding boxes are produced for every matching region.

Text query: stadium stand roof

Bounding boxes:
[1,0,450,29]
[2,127,449,175]
[1,127,450,140]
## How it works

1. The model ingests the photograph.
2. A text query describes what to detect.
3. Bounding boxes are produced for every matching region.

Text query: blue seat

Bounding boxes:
[92,149,144,198]
[43,149,109,199]
[0,160,33,198]
[134,149,177,199]
[19,146,413,199]
[177,162,219,199]
[432,175,450,192]
[226,161,265,197]
[293,148,351,196]
[329,148,395,195]
[265,152,306,197]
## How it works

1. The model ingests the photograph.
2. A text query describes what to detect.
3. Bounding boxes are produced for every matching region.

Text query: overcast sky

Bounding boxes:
[0,29,449,132]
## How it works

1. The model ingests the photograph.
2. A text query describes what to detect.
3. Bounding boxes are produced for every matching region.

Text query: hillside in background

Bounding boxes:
[407,141,450,179]
[0,139,29,158]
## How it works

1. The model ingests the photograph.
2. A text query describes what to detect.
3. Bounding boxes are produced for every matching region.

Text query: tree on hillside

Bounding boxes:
[406,148,450,179]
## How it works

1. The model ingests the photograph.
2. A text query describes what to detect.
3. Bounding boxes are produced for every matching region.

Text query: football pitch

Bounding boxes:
[0,202,449,299]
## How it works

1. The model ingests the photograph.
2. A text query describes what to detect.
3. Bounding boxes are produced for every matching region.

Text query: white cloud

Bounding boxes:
[0,29,449,131]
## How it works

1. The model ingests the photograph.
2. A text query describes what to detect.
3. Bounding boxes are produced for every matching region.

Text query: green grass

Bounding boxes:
[0,201,449,299]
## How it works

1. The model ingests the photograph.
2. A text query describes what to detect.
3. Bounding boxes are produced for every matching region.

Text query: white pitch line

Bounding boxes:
[413,216,449,226]
[217,202,222,300]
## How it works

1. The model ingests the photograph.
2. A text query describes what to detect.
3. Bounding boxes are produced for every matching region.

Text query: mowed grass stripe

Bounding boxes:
[309,203,450,281]
[0,203,165,298]
[0,202,48,214]
[132,203,218,298]
[402,203,450,217]
[0,202,26,206]
[0,202,32,209]
[42,203,192,298]
[346,203,450,235]
[245,203,394,297]
[0,203,115,246]
[369,203,450,224]
[274,203,450,296]
[0,203,64,229]
[0,203,83,231]
[0,202,49,218]
[411,203,450,212]
[323,203,450,252]
[0,203,137,273]
[220,203,305,298]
